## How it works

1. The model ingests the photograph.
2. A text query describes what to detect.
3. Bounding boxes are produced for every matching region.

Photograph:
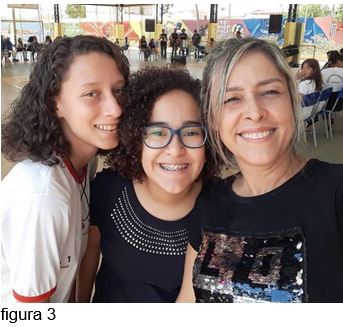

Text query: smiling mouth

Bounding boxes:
[240,129,275,140]
[95,124,117,131]
[159,164,189,171]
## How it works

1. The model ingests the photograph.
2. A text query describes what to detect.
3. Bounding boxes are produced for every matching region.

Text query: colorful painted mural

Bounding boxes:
[75,15,342,45]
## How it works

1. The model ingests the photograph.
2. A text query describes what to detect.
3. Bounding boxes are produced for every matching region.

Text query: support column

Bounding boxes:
[54,4,62,37]
[113,5,124,40]
[284,4,303,66]
[155,4,163,39]
[208,4,218,41]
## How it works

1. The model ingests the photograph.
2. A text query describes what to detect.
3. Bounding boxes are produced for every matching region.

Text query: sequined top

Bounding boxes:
[189,159,343,303]
[90,170,189,302]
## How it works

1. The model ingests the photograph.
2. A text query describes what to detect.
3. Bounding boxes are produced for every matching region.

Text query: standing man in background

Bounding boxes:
[159,28,168,60]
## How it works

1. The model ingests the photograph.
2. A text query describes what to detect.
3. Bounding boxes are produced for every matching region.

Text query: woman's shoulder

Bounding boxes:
[1,160,78,206]
[2,160,60,193]
[302,159,343,184]
[201,175,235,197]
[92,168,129,189]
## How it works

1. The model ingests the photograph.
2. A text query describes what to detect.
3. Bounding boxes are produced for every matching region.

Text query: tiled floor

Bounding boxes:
[1,47,342,179]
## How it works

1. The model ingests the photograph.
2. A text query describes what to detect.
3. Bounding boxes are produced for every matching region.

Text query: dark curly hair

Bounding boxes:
[1,35,130,165]
[105,66,220,182]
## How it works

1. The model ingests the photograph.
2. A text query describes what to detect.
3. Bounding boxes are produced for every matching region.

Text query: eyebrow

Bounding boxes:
[146,120,201,127]
[226,78,284,92]
[80,79,126,88]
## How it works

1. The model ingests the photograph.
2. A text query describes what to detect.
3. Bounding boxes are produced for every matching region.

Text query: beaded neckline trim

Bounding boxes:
[110,186,188,256]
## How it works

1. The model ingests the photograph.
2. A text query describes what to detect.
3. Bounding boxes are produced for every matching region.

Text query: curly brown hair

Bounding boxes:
[105,66,219,182]
[1,35,130,165]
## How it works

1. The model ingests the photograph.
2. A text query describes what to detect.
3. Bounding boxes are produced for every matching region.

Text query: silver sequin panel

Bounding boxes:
[110,186,188,256]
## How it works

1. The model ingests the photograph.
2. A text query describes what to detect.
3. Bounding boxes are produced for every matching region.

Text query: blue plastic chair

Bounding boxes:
[302,91,320,147]
[323,87,343,141]
[315,87,332,114]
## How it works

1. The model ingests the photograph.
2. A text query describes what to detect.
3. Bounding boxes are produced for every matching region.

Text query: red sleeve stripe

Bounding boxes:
[13,286,57,302]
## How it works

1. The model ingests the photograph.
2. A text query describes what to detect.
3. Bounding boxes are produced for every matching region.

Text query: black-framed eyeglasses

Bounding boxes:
[143,124,207,149]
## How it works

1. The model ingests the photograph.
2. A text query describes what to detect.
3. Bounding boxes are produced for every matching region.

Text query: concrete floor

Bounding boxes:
[1,47,343,179]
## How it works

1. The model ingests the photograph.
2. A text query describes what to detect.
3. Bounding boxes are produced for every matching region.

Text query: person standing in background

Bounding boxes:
[159,29,168,59]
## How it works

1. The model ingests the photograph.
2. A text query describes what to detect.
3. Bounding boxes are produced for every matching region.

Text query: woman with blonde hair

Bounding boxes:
[177,38,343,303]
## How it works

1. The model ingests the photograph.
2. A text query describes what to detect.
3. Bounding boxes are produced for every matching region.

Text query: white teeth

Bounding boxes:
[241,130,273,139]
[95,124,116,131]
[159,164,189,171]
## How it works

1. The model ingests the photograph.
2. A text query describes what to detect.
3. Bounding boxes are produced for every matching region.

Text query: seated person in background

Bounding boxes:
[114,38,120,46]
[296,58,323,95]
[120,37,129,53]
[191,29,201,48]
[322,52,343,92]
[27,36,42,61]
[1,35,10,63]
[148,38,158,57]
[321,52,343,109]
[44,35,52,47]
[191,30,205,59]
[4,37,18,62]
[322,50,339,70]
[15,38,29,61]
[139,35,151,61]
[235,30,243,39]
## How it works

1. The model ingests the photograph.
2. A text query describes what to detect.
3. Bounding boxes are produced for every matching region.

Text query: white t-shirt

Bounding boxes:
[1,157,96,303]
[298,79,317,95]
[321,67,343,92]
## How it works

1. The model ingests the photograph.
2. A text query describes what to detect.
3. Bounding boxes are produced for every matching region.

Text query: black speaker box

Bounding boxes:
[268,14,283,34]
[282,44,299,57]
[145,19,155,32]
[171,55,186,65]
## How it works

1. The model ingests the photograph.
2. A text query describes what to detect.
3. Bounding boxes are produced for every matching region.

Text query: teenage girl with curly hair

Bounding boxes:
[77,66,220,303]
[1,35,129,303]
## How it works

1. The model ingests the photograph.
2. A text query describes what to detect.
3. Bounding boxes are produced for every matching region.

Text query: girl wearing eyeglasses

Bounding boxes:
[77,66,219,302]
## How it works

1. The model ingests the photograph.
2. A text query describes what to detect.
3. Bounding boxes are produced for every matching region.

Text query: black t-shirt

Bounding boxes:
[149,40,156,49]
[180,32,187,40]
[189,159,343,303]
[90,170,189,302]
[160,33,167,44]
[140,40,148,49]
[171,32,179,40]
[192,33,201,45]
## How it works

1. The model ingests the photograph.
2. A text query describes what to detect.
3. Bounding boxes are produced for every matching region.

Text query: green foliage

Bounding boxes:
[298,5,331,17]
[335,4,343,22]
[65,5,86,19]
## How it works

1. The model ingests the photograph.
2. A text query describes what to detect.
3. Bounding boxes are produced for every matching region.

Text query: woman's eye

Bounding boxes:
[262,90,279,96]
[185,131,198,136]
[84,91,98,97]
[224,97,239,104]
[151,130,164,136]
[147,128,167,137]
[112,88,123,95]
